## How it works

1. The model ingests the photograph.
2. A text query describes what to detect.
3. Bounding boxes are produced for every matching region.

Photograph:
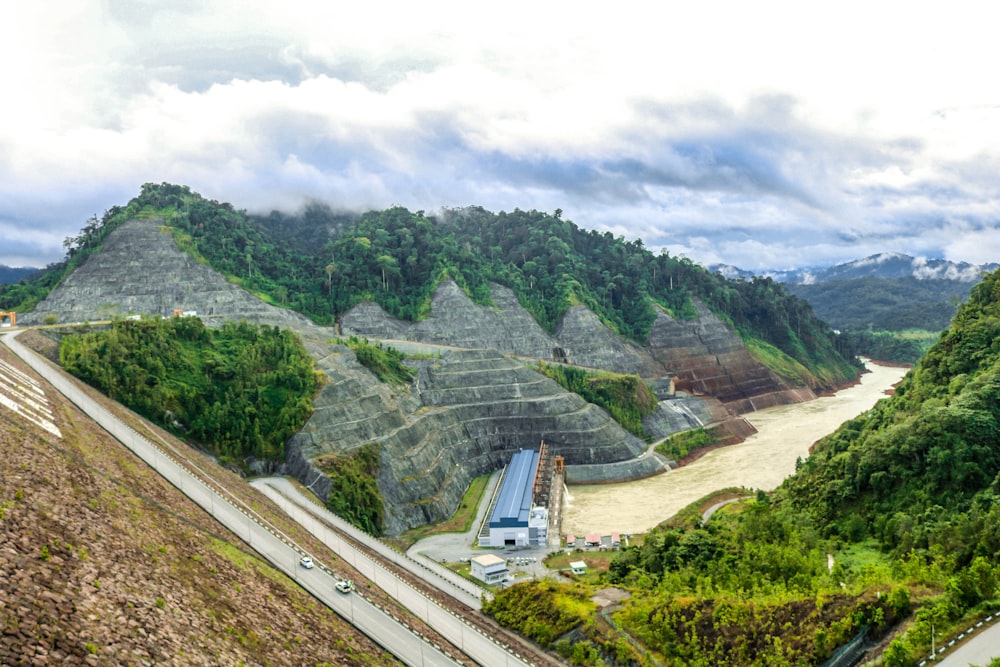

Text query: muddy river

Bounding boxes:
[561,361,909,536]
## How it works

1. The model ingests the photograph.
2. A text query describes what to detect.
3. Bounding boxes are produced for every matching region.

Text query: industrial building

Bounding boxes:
[479,449,549,548]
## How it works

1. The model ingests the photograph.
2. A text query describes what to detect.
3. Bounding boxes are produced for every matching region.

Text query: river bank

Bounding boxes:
[561,361,909,536]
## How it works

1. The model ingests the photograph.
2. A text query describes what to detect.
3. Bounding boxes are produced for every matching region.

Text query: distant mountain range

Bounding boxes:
[709,253,999,334]
[0,265,38,285]
[711,252,998,285]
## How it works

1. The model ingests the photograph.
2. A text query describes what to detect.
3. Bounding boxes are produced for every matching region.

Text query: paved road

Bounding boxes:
[254,477,491,608]
[924,616,1000,666]
[251,477,538,667]
[1,331,462,667]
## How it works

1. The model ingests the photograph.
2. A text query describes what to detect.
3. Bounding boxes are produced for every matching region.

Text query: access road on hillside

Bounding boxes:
[1,330,462,667]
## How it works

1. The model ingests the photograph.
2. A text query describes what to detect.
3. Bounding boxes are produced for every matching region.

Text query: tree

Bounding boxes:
[375,254,399,291]
[325,263,335,294]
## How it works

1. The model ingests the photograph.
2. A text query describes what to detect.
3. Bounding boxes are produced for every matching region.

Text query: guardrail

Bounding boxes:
[1,331,463,667]
[916,612,999,666]
[255,480,538,667]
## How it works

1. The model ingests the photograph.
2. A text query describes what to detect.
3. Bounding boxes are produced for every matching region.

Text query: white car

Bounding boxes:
[335,579,354,594]
[299,556,315,569]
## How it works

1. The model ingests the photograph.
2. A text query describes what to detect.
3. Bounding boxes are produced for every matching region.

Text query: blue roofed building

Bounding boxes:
[480,449,549,548]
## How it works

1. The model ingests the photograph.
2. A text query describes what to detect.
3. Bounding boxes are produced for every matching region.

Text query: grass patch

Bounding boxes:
[744,336,818,385]
[535,361,657,440]
[339,336,414,386]
[208,539,311,593]
[390,473,491,550]
[545,550,620,574]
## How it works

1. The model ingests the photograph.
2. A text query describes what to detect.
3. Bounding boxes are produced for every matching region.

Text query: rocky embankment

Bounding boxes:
[287,344,662,534]
[342,280,816,414]
[646,301,817,412]
[0,339,394,666]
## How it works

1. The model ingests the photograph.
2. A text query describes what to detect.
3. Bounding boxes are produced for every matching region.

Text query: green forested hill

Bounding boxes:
[59,317,317,463]
[785,276,970,332]
[0,182,855,384]
[786,269,1000,543]
[785,276,973,364]
[483,269,1000,665]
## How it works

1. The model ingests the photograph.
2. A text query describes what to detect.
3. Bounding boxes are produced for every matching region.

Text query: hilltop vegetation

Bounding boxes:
[59,317,317,464]
[786,276,971,333]
[0,182,857,387]
[786,268,1000,546]
[484,268,1000,665]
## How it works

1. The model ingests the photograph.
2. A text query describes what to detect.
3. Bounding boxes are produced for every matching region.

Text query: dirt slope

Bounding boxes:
[0,335,399,666]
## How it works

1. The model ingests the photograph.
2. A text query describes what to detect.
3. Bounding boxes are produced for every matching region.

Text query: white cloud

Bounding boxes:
[1,0,999,272]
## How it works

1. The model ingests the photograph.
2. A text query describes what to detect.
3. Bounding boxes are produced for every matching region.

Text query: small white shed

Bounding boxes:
[470,554,508,585]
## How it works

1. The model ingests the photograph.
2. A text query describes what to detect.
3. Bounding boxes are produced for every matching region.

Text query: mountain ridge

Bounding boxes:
[0,265,37,285]
[711,251,997,284]
[2,183,861,536]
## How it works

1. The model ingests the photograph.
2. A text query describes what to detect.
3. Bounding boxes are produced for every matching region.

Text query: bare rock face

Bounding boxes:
[286,344,653,534]
[553,305,663,376]
[646,301,816,412]
[337,301,410,339]
[344,286,815,415]
[342,281,557,358]
[20,219,319,334]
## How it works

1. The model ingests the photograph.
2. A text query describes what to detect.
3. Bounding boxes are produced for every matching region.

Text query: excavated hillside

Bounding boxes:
[341,280,815,414]
[0,335,397,666]
[17,217,817,535]
[17,219,319,334]
[286,344,665,534]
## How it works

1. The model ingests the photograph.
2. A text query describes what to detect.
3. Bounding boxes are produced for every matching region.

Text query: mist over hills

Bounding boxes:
[711,252,997,285]
[711,253,998,337]
[0,265,37,285]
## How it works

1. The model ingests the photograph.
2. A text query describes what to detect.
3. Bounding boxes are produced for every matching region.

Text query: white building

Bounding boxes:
[470,554,508,585]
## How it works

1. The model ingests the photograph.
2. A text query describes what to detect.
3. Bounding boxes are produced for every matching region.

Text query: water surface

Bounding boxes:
[562,362,908,535]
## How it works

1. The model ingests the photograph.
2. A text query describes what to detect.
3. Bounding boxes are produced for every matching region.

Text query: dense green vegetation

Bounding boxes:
[59,317,317,463]
[481,580,597,650]
[787,270,1000,544]
[536,362,657,440]
[655,427,717,462]
[833,329,932,365]
[319,444,384,536]
[2,183,857,389]
[786,276,970,333]
[788,276,974,364]
[486,269,1000,665]
[340,336,414,386]
[605,496,911,665]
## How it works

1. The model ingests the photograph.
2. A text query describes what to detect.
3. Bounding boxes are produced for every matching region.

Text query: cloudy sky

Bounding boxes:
[2,1,999,271]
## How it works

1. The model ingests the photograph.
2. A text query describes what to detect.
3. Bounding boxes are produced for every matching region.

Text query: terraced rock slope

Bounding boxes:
[20,217,823,536]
